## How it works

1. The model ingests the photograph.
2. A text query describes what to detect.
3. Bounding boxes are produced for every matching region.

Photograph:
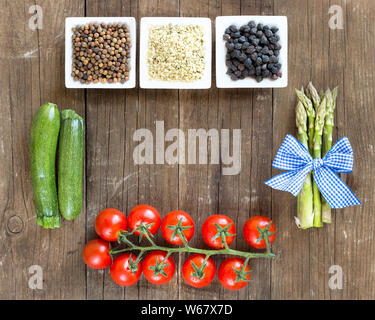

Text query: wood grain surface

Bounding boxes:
[0,0,374,300]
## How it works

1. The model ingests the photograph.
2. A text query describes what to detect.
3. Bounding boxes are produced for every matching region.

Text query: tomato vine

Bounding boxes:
[85,206,277,290]
[109,221,275,285]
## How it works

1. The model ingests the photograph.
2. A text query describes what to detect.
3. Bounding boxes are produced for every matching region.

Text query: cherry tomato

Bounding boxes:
[243,216,276,249]
[95,208,127,242]
[202,215,236,249]
[218,257,250,290]
[128,205,161,238]
[110,253,142,286]
[82,239,111,269]
[161,210,195,245]
[182,254,216,288]
[142,251,175,285]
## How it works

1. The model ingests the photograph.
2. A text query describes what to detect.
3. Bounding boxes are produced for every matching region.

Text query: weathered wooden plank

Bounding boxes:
[0,0,86,300]
[327,0,346,300]
[136,0,181,300]
[271,0,313,300]
[333,0,375,300]
[306,0,335,300]
[239,0,274,301]
[216,0,253,300]
[35,0,86,300]
[0,0,40,300]
[177,0,221,300]
[85,0,135,300]
[120,0,143,301]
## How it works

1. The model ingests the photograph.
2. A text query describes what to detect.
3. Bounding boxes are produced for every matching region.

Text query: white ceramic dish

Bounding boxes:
[215,16,288,88]
[139,17,212,89]
[65,17,136,89]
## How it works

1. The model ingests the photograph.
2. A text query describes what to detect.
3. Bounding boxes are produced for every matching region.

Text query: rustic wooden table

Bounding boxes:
[0,0,374,300]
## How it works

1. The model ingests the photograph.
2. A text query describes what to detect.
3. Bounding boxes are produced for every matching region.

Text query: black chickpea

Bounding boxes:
[224,21,282,83]
[71,22,131,84]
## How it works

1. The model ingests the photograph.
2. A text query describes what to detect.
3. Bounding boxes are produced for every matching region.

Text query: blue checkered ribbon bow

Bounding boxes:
[265,134,361,209]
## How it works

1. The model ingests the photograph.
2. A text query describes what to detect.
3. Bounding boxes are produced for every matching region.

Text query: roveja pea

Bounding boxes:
[71,22,131,84]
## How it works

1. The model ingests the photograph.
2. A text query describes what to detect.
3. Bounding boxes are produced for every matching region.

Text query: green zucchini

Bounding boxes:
[58,109,84,220]
[30,102,61,228]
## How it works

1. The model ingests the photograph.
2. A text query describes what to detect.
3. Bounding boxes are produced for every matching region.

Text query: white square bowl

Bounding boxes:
[139,17,212,89]
[65,17,136,89]
[215,16,288,88]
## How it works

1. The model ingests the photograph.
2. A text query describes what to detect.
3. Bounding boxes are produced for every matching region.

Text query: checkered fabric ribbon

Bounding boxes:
[265,134,361,209]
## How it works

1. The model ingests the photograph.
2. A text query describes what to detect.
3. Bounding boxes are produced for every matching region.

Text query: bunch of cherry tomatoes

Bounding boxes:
[82,204,276,291]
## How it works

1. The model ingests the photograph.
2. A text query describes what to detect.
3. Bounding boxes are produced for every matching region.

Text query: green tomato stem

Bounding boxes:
[110,244,275,260]
[110,231,276,261]
[111,224,275,276]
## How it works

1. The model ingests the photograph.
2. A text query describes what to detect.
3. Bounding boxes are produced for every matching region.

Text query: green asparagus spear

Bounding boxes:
[312,96,327,227]
[295,89,315,154]
[321,87,338,223]
[296,100,314,229]
[306,82,321,110]
[322,89,334,156]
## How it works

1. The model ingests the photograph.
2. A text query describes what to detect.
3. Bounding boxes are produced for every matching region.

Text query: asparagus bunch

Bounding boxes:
[295,83,338,229]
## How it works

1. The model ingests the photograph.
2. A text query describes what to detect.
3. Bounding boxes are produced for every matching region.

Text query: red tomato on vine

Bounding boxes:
[218,257,251,290]
[128,205,161,239]
[161,210,195,245]
[142,251,175,285]
[82,239,111,270]
[95,208,127,242]
[182,254,216,288]
[243,216,276,249]
[110,253,142,287]
[202,215,236,249]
